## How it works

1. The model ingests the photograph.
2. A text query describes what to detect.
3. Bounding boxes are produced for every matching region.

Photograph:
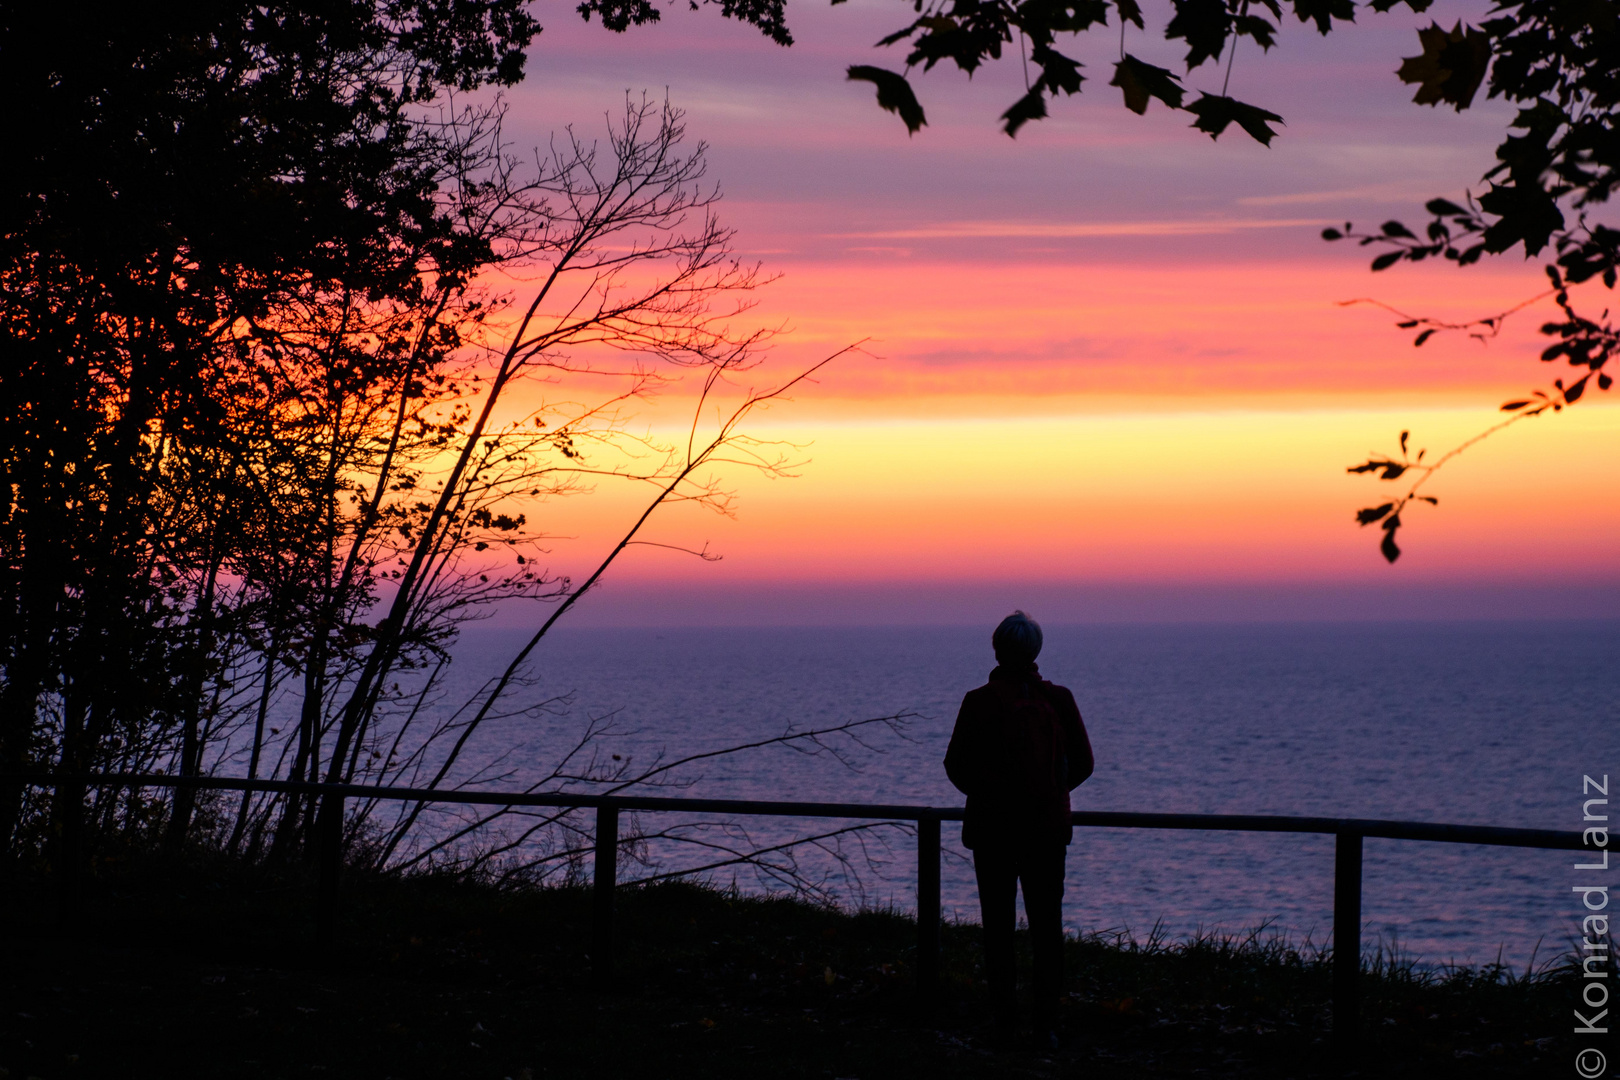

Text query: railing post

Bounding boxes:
[1333,830,1363,1052]
[592,802,619,989]
[315,790,343,950]
[917,814,941,1001]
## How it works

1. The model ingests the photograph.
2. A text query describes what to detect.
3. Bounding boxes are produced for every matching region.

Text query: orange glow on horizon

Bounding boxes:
[446,254,1618,597]
[497,403,1620,590]
[421,10,1620,614]
[733,257,1576,410]
[476,254,1588,424]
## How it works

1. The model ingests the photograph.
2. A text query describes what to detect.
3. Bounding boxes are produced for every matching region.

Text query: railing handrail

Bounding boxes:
[12,771,1586,850]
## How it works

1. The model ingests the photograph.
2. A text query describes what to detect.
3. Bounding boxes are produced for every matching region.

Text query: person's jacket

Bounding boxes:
[944,663,1094,850]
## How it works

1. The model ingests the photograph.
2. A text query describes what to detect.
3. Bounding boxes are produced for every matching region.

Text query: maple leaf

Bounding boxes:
[1110,54,1185,115]
[846,65,927,134]
[1396,21,1491,111]
[1165,0,1232,69]
[1030,44,1085,97]
[1001,89,1048,137]
[1477,181,1565,255]
[1291,0,1356,34]
[1186,94,1284,145]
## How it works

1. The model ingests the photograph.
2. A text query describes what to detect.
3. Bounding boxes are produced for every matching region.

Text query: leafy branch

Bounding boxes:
[1348,420,1532,563]
[583,0,1620,296]
[1337,231,1615,562]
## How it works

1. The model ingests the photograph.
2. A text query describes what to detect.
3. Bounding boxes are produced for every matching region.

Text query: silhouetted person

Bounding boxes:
[945,610,1094,1049]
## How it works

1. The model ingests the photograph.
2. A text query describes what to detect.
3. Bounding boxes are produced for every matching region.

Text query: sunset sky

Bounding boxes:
[480,0,1617,624]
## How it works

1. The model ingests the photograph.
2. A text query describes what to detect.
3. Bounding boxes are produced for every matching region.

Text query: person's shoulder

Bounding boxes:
[1038,680,1080,707]
[958,682,1004,712]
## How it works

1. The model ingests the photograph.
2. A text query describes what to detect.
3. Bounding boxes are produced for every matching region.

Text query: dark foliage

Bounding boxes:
[1,1,796,879]
[617,0,1615,284]
[0,0,538,852]
[0,858,1581,1077]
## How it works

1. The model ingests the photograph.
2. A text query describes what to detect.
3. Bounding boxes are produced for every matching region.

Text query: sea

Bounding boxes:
[388,619,1618,972]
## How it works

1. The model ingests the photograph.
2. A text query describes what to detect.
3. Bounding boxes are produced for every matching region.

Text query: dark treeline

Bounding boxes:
[13,0,1608,882]
[0,2,823,879]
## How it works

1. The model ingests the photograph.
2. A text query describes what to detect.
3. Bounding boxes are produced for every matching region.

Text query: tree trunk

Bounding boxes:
[164,546,223,852]
[50,689,87,930]
[229,634,279,855]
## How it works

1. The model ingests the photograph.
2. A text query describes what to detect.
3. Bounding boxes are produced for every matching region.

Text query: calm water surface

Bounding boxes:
[430,620,1618,970]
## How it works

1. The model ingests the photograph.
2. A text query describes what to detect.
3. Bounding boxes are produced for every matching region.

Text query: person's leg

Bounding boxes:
[1020,843,1067,1039]
[974,847,1019,1034]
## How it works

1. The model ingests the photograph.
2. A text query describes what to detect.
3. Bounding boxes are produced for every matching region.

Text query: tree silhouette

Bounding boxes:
[0,4,861,883]
[0,0,538,859]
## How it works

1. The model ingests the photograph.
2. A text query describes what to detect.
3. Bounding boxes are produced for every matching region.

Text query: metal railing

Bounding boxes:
[15,772,1588,1049]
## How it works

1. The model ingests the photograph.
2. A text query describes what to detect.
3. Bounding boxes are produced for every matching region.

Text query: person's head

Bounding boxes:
[992,610,1042,666]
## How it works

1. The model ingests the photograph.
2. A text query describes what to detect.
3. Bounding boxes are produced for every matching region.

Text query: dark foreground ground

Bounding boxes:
[0,856,1580,1079]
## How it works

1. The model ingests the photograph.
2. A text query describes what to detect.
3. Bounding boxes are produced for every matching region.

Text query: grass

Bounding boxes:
[0,850,1584,1078]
